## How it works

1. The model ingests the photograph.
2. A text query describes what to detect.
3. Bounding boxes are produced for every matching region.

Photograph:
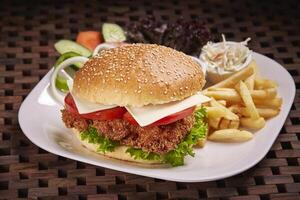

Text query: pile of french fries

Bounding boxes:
[200,61,282,144]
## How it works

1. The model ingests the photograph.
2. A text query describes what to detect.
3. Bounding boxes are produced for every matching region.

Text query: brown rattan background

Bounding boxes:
[0,0,300,199]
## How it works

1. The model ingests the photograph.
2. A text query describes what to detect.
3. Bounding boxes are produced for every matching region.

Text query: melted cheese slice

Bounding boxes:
[126,93,210,127]
[66,81,210,124]
[67,80,117,114]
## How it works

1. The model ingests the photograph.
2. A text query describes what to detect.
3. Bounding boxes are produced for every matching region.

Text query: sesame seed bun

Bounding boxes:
[73,128,164,165]
[73,44,205,107]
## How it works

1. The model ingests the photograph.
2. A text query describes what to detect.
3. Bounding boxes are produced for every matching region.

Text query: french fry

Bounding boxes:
[241,107,279,118]
[208,129,253,142]
[205,87,276,101]
[245,74,255,90]
[217,100,227,106]
[250,88,277,100]
[207,88,236,91]
[253,98,282,109]
[206,107,226,119]
[228,104,243,114]
[206,106,241,130]
[210,98,239,120]
[196,127,208,148]
[255,79,277,89]
[206,106,224,129]
[257,107,279,118]
[208,117,222,129]
[252,60,258,77]
[219,118,231,129]
[201,102,210,107]
[203,90,241,103]
[237,81,260,120]
[206,61,255,89]
[240,117,266,130]
[229,120,240,129]
[196,138,206,148]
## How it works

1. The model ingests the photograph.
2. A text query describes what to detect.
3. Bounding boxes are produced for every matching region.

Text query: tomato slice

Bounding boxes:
[123,106,196,126]
[76,31,102,51]
[64,93,126,120]
[81,107,126,120]
[65,93,195,124]
[123,112,139,125]
[65,93,78,114]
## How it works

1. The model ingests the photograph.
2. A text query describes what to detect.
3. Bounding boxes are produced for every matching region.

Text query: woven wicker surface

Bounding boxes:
[0,0,300,199]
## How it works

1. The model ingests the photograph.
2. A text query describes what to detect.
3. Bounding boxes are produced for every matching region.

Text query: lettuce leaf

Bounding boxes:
[164,107,207,166]
[80,126,119,153]
[80,108,207,166]
[126,148,161,161]
[125,107,208,166]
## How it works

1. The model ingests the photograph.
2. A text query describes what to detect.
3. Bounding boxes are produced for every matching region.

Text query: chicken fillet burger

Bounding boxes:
[62,44,209,166]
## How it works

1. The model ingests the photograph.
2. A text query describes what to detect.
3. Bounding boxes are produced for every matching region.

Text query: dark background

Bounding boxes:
[0,0,299,199]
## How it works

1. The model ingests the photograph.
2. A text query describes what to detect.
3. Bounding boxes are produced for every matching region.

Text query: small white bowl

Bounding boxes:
[199,41,252,84]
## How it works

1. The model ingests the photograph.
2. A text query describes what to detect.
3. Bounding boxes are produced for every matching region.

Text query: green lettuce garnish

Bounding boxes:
[125,107,208,166]
[80,126,119,153]
[126,148,161,161]
[164,107,207,166]
[80,108,207,166]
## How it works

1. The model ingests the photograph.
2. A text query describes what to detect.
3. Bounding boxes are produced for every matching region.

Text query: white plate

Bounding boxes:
[18,52,295,182]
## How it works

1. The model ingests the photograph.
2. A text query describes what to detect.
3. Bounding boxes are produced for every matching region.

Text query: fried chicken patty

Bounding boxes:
[62,109,195,154]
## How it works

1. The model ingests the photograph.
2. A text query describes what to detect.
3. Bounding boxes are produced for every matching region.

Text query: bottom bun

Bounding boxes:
[73,128,164,165]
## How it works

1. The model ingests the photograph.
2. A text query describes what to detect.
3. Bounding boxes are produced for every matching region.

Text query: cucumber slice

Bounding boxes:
[102,23,126,42]
[54,40,92,57]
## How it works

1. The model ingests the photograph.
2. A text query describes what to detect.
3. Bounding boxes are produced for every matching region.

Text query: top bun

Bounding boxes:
[73,44,205,107]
